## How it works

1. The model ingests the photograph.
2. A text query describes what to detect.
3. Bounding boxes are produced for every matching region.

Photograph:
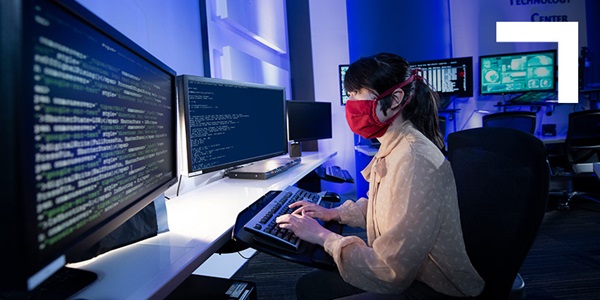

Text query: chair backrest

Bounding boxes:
[566,109,600,170]
[482,111,537,134]
[447,127,549,299]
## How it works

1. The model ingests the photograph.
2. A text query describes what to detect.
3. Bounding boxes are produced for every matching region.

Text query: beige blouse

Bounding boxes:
[323,120,484,296]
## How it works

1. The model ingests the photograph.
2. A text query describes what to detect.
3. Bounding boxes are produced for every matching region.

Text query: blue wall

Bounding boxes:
[346,0,453,198]
[585,0,600,86]
[346,0,452,62]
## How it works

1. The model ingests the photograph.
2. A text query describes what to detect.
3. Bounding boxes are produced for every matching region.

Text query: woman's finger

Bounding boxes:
[276,214,291,223]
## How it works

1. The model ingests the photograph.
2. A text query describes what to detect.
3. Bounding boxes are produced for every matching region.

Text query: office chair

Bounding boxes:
[447,127,549,300]
[482,111,537,134]
[551,109,600,209]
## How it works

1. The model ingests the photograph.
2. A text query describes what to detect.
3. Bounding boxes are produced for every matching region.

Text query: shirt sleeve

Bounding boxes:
[335,198,368,228]
[324,153,444,294]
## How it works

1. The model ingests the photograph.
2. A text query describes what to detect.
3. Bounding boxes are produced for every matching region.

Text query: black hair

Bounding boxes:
[344,52,444,151]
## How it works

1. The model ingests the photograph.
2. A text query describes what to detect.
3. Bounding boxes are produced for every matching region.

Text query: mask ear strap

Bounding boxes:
[375,68,425,112]
[375,74,415,101]
[399,68,427,109]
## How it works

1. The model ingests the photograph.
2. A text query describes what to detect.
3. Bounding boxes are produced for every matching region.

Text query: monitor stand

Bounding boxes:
[28,267,97,299]
[289,141,302,158]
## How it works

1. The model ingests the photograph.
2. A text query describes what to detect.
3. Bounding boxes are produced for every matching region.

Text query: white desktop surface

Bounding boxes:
[354,145,379,157]
[69,151,336,299]
[537,133,566,144]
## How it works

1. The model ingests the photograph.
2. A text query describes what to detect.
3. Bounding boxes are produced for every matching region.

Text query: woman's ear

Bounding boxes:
[389,88,405,110]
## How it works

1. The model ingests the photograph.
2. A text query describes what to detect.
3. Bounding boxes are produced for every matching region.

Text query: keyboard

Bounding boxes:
[325,166,354,182]
[243,186,325,252]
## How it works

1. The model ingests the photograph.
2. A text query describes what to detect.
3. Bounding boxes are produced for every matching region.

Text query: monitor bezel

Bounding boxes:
[286,100,333,142]
[178,74,288,177]
[2,0,179,292]
[479,49,558,96]
[410,56,474,98]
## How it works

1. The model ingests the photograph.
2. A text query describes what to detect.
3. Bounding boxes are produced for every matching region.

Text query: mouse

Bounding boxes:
[320,191,341,202]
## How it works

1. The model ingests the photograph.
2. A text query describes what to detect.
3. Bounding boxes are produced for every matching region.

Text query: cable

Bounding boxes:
[237,251,251,260]
[176,174,182,197]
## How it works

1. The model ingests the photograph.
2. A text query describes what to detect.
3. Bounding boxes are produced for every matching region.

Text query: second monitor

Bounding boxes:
[178,75,288,177]
[287,100,333,143]
[287,100,332,158]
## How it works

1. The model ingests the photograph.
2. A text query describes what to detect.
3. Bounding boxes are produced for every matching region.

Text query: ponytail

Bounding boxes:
[401,78,445,151]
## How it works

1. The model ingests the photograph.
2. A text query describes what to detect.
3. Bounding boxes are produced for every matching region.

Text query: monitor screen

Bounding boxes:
[287,101,333,142]
[339,64,350,105]
[480,49,557,95]
[178,75,288,176]
[1,0,178,295]
[410,56,473,98]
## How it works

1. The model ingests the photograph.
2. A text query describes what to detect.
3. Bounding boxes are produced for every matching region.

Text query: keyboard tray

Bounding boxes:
[232,189,343,270]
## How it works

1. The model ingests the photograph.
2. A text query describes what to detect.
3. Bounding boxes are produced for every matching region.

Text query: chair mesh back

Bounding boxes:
[447,127,548,299]
[566,110,600,166]
[482,112,536,134]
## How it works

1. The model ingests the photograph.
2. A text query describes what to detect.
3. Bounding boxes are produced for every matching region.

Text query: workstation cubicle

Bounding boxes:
[1,1,339,298]
[69,151,337,299]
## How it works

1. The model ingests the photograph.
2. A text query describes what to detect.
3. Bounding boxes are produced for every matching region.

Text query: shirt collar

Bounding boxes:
[374,119,413,158]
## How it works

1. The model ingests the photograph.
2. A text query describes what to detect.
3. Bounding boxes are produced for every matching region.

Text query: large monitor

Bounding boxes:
[287,100,333,142]
[1,0,178,297]
[178,75,288,177]
[480,49,557,95]
[410,56,474,99]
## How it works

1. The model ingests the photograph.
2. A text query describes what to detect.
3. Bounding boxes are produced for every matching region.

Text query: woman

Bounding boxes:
[276,53,484,299]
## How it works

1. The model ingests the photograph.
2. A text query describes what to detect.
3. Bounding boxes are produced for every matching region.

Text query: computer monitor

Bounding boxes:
[410,56,474,99]
[178,75,288,177]
[1,0,178,297]
[287,100,333,142]
[339,64,350,105]
[480,49,557,95]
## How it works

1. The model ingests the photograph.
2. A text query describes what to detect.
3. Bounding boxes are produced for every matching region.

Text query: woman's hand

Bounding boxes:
[276,211,332,246]
[288,200,340,222]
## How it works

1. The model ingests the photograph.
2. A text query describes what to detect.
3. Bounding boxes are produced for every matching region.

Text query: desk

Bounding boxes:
[68,151,336,299]
[354,145,378,157]
[536,133,566,144]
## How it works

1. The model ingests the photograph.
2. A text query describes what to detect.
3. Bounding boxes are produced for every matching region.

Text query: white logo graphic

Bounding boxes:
[496,22,578,104]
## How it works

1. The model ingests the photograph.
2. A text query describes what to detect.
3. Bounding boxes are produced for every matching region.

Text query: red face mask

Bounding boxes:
[345,74,416,139]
